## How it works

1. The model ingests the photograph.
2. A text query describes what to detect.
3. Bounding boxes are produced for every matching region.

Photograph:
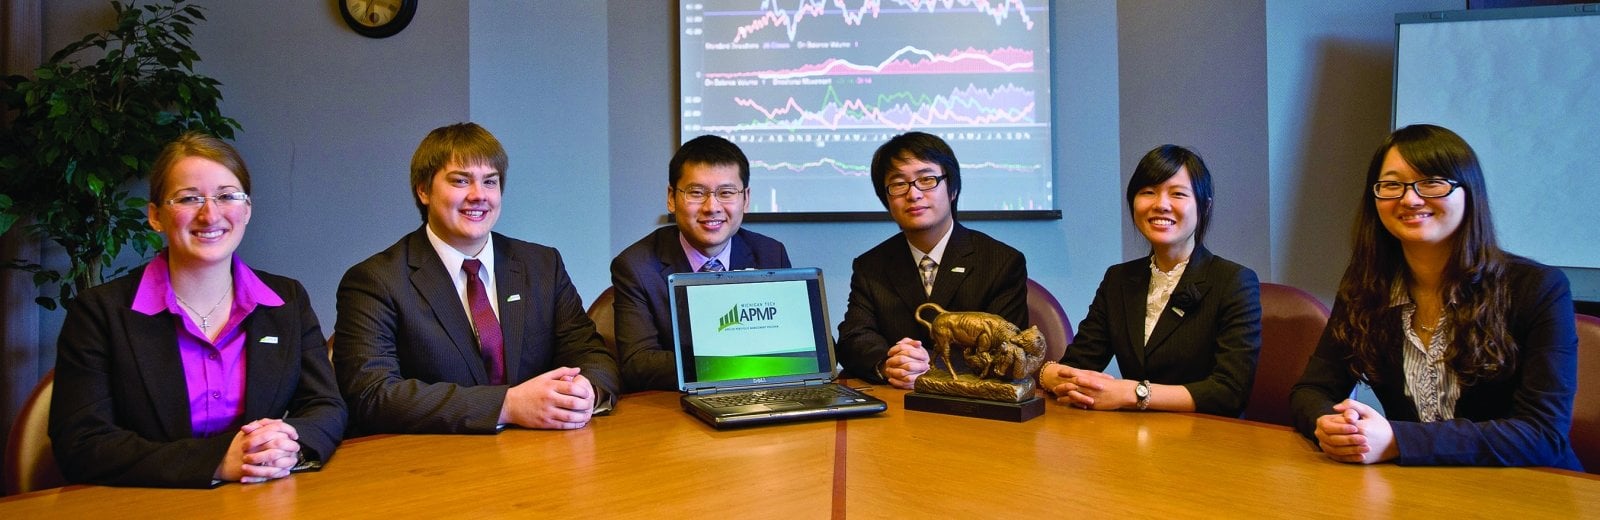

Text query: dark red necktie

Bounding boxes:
[461,259,505,385]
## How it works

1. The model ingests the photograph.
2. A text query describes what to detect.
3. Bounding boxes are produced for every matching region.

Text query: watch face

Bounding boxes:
[1135,383,1150,398]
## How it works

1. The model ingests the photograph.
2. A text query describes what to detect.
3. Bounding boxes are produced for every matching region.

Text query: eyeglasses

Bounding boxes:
[1371,178,1462,200]
[163,192,252,210]
[674,187,746,204]
[885,175,947,196]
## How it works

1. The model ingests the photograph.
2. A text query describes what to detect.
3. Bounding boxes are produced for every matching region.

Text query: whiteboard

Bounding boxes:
[1395,7,1600,273]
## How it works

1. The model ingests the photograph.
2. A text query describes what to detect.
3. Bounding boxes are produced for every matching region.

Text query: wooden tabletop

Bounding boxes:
[5,386,1598,518]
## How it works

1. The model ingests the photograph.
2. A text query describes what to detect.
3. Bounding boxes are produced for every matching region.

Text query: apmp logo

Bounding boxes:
[716,301,778,331]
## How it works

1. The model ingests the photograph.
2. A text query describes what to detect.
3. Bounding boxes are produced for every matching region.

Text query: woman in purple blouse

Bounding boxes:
[49,132,346,488]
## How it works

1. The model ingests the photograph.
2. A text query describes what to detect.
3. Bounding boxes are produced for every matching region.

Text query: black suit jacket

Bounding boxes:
[1060,247,1261,416]
[837,224,1028,384]
[334,228,620,435]
[1290,258,1581,470]
[610,226,791,391]
[50,264,346,488]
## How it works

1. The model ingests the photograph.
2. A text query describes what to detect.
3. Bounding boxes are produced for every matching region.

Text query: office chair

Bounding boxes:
[3,370,65,495]
[1572,313,1600,473]
[587,286,619,361]
[1241,283,1329,427]
[1026,278,1074,364]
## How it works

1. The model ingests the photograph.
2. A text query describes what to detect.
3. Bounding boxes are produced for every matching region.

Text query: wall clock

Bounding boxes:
[340,0,416,39]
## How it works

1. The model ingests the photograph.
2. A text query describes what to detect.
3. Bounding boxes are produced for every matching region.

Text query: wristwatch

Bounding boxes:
[1135,380,1151,411]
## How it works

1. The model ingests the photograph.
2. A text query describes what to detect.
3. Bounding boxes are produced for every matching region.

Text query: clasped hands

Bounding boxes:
[1313,399,1398,464]
[216,418,301,484]
[1040,363,1137,410]
[881,338,931,389]
[500,366,597,430]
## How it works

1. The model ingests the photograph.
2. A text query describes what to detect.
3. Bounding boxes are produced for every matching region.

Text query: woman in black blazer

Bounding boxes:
[1039,145,1262,416]
[1289,125,1580,470]
[49,133,346,488]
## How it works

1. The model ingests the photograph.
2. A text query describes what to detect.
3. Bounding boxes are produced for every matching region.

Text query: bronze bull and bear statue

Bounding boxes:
[911,303,1048,403]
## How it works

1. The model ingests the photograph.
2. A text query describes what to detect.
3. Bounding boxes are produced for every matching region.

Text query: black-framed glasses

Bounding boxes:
[1372,178,1462,200]
[673,186,746,204]
[885,175,946,196]
[163,192,252,210]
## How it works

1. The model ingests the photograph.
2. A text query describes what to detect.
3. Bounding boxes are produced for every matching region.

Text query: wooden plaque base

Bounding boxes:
[904,392,1045,422]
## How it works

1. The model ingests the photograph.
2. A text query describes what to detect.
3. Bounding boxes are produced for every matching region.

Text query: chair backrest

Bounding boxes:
[3,370,65,495]
[1026,278,1073,363]
[1242,283,1329,427]
[1573,313,1600,474]
[587,286,619,361]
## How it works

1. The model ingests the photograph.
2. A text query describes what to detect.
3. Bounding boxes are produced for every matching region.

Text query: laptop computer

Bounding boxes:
[669,267,886,429]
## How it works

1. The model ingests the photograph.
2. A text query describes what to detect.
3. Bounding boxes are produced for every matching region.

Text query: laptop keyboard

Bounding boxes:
[701,385,851,408]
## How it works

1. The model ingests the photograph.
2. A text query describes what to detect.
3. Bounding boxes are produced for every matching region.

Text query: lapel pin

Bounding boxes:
[1171,308,1186,318]
[951,267,967,273]
[260,336,279,344]
[507,294,522,302]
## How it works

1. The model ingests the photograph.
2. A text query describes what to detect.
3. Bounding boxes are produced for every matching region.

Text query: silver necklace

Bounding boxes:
[176,286,231,332]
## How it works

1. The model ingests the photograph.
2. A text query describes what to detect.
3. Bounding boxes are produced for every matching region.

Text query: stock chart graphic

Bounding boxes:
[680,0,1053,214]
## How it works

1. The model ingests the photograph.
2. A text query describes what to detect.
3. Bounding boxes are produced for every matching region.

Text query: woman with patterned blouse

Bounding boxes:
[1289,124,1581,470]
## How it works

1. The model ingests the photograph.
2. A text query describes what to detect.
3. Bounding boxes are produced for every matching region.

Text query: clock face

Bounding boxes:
[348,0,398,28]
[341,0,416,38]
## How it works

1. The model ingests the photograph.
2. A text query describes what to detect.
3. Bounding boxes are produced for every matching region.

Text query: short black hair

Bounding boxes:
[1126,145,1214,244]
[669,135,750,188]
[869,131,961,213]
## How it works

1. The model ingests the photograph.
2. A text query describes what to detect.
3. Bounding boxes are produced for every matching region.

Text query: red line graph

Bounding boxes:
[704,46,1033,79]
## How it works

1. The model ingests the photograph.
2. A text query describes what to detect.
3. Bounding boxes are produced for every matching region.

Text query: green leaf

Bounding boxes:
[47,97,69,118]
[35,297,56,311]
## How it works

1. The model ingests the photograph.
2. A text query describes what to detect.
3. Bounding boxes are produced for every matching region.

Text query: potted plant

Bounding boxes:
[0,0,239,309]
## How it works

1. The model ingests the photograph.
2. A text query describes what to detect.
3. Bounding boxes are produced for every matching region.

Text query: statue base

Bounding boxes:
[911,368,1037,402]
[904,392,1045,423]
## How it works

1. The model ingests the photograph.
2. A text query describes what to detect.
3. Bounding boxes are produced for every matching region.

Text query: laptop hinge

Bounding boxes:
[692,378,826,395]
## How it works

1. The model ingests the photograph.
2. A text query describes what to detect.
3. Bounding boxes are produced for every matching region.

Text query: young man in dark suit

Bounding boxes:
[611,135,791,391]
[837,132,1029,389]
[334,123,619,434]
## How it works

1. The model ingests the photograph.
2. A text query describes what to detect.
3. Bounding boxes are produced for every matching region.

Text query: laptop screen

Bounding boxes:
[669,268,834,388]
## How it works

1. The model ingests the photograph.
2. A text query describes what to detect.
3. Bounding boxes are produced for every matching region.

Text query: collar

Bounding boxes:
[426,224,497,279]
[906,223,955,266]
[1147,256,1192,278]
[679,231,735,272]
[132,251,283,316]
[1386,273,1412,308]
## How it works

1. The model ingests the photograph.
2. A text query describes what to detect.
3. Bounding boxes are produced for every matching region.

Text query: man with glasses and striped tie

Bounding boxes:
[837,132,1029,390]
[334,123,619,434]
[611,135,792,392]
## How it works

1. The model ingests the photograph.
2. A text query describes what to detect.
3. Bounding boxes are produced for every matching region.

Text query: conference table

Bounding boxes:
[4,386,1598,517]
